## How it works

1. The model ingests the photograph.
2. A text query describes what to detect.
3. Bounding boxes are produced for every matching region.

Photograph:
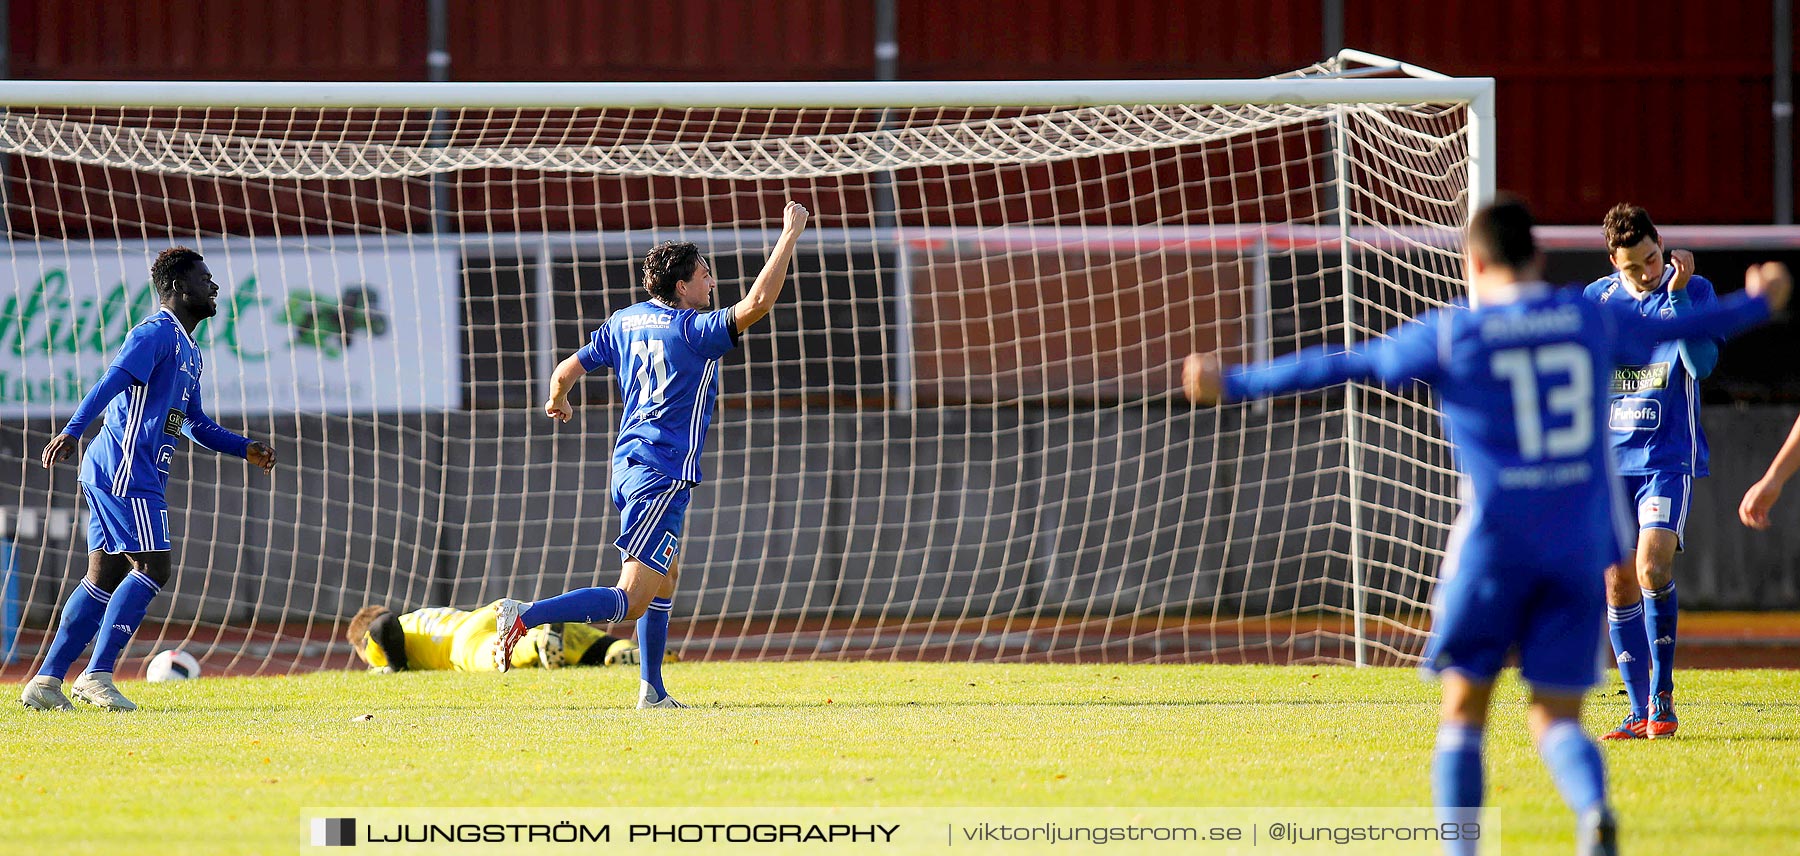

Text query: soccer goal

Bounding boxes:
[0,53,1493,673]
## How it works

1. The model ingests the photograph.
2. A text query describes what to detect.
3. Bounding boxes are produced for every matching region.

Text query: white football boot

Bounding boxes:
[71,672,138,712]
[492,598,529,673]
[637,680,689,709]
[19,675,75,711]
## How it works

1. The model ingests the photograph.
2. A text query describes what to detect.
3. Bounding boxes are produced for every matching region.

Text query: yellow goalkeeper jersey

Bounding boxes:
[362,601,613,671]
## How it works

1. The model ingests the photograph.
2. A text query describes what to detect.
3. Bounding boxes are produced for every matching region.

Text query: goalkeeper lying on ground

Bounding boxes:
[347,601,669,672]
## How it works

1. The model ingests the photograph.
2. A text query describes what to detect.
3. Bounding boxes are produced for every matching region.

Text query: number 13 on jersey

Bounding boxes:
[1490,343,1594,461]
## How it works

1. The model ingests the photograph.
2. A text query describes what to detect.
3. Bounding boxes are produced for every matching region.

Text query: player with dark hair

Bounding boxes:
[1584,203,1716,740]
[1183,195,1789,856]
[22,246,277,712]
[346,603,654,672]
[492,201,810,708]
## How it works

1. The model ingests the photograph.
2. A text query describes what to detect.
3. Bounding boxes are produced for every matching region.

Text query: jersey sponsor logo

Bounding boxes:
[1611,363,1671,395]
[163,408,184,435]
[1639,496,1672,525]
[1610,398,1660,432]
[620,313,675,332]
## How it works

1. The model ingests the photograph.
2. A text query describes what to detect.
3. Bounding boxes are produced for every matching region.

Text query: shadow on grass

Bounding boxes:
[85,696,1441,715]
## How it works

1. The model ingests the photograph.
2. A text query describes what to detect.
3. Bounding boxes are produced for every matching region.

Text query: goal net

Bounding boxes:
[0,60,1489,674]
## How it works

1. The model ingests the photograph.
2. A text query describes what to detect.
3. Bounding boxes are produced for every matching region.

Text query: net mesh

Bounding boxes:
[0,64,1473,674]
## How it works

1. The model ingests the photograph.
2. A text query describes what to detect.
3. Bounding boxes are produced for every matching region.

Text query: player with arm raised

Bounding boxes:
[1183,197,1788,856]
[1582,203,1716,740]
[21,247,277,712]
[492,201,809,708]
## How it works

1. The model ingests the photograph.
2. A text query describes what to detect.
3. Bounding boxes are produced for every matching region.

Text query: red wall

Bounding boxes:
[7,0,1794,225]
[1346,1,1780,225]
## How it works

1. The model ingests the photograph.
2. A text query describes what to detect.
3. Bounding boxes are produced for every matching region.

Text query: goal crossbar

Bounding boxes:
[0,78,1494,110]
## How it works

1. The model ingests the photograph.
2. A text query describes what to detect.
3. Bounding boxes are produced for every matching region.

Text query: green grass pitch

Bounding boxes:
[3,663,1797,854]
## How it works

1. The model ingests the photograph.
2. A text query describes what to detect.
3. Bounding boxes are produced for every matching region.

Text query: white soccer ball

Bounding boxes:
[145,649,202,682]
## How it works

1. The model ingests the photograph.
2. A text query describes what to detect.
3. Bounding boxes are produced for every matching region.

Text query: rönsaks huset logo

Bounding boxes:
[311,817,356,847]
[1610,362,1671,395]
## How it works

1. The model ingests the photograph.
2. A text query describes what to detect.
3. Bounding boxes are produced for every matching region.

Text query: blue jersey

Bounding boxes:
[1582,267,1721,476]
[78,310,247,499]
[1223,285,1769,571]
[576,300,739,483]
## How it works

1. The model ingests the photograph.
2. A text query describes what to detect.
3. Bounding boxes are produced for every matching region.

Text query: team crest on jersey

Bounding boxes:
[1610,398,1660,432]
[1659,305,1675,319]
[654,532,680,568]
[1611,363,1670,395]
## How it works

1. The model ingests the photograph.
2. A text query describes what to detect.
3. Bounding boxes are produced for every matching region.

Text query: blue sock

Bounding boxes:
[1643,582,1678,699]
[1537,719,1608,814]
[84,571,161,675]
[639,597,673,698]
[1431,723,1484,856]
[1607,602,1651,719]
[36,579,113,680]
[520,587,628,626]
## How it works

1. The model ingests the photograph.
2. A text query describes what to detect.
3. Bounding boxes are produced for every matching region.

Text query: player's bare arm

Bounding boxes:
[731,201,809,332]
[1736,262,1796,529]
[1740,417,1800,530]
[543,354,588,422]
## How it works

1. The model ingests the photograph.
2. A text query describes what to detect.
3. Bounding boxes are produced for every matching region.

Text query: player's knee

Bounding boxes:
[1603,566,1641,605]
[131,556,173,589]
[1636,555,1674,590]
[84,554,129,593]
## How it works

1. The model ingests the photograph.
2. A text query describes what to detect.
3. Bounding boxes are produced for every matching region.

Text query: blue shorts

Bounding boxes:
[83,485,171,554]
[1420,520,1607,695]
[1620,471,1692,549]
[612,463,695,575]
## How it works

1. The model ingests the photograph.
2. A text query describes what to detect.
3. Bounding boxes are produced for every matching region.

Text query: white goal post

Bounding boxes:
[0,55,1495,673]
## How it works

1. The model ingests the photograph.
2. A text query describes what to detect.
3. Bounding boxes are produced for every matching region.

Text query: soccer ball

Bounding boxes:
[145,649,202,682]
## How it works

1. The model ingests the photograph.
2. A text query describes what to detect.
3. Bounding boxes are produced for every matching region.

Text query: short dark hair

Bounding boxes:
[1603,203,1659,251]
[1467,193,1539,270]
[641,241,704,303]
[347,605,391,665]
[150,246,204,299]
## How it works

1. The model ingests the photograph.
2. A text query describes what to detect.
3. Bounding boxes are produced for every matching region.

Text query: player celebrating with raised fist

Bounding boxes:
[1183,196,1788,856]
[492,201,809,708]
[1582,204,1715,740]
[21,247,277,712]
